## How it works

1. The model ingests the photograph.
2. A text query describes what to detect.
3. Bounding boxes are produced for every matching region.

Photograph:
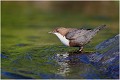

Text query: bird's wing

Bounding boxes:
[65,29,92,40]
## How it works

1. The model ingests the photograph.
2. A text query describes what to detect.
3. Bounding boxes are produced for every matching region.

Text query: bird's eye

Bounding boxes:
[56,30,59,32]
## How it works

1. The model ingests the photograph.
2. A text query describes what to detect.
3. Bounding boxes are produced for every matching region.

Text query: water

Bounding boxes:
[1,34,119,79]
[1,49,118,79]
[1,49,97,79]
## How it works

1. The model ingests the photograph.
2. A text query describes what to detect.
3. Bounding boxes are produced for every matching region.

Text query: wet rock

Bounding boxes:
[1,52,9,59]
[17,70,34,75]
[79,54,90,64]
[95,35,119,51]
[88,34,119,79]
[1,54,8,59]
[1,70,33,79]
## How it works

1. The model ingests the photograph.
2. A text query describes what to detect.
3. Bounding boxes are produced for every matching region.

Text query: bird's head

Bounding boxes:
[49,27,70,36]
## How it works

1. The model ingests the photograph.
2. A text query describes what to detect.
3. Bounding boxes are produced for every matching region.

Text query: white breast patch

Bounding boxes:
[54,33,69,46]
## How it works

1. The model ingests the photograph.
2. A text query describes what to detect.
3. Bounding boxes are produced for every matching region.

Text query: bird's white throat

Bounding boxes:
[54,33,69,46]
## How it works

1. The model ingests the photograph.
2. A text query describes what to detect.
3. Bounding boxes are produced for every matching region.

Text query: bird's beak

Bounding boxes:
[48,31,53,34]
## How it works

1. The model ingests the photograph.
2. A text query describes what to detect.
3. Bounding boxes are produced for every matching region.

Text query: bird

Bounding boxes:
[49,24,106,52]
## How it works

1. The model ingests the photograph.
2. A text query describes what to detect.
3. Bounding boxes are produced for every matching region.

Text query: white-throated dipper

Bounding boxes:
[49,25,106,52]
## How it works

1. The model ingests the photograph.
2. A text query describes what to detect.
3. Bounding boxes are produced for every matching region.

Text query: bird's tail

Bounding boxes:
[93,24,106,34]
[86,24,106,41]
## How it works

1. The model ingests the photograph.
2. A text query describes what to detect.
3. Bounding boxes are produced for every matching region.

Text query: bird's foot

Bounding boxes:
[78,47,83,53]
[78,49,83,53]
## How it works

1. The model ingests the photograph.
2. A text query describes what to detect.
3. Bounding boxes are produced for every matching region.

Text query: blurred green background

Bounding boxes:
[1,1,119,79]
[2,1,119,51]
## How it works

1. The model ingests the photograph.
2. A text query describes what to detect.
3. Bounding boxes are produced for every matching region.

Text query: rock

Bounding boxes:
[88,34,119,79]
[1,70,33,79]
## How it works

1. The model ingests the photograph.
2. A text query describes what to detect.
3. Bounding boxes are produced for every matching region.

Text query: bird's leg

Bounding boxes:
[79,46,83,52]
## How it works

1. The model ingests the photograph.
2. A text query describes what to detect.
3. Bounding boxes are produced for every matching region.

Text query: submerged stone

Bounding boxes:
[1,70,33,79]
